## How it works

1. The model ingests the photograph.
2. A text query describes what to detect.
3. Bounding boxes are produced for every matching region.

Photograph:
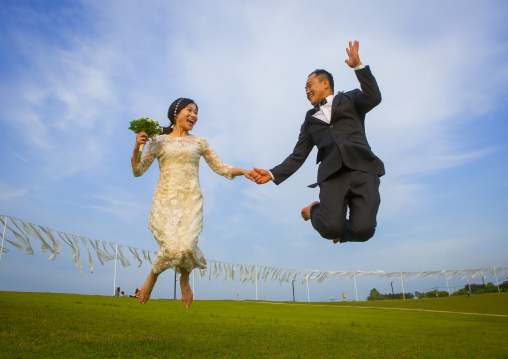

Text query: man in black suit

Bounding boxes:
[254,41,384,244]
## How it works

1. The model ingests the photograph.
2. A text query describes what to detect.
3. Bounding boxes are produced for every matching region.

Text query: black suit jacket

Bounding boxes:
[270,66,385,187]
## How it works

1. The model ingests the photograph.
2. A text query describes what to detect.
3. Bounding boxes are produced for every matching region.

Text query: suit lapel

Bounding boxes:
[329,92,343,124]
[305,110,327,125]
[332,92,343,114]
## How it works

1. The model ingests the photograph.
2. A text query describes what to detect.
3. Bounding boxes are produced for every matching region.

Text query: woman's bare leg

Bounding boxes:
[179,268,193,308]
[138,270,159,304]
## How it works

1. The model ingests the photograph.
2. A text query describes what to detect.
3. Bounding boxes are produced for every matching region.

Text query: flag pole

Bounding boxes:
[306,277,310,302]
[400,272,406,300]
[0,216,7,267]
[354,273,359,301]
[445,272,451,296]
[493,267,500,292]
[255,265,258,301]
[113,243,118,295]
[174,269,177,300]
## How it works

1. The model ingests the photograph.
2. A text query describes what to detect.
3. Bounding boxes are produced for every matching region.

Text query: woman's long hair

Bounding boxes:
[161,98,198,135]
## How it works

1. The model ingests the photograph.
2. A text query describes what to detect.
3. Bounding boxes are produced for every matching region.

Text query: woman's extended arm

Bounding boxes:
[201,138,259,182]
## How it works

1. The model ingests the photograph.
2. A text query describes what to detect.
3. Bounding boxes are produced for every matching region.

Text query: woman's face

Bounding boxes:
[175,103,198,132]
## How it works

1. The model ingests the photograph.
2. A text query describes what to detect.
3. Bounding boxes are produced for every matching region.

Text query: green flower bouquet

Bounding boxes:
[129,117,162,161]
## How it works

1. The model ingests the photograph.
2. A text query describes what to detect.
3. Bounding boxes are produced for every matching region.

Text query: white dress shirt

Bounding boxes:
[312,94,334,123]
[268,65,366,181]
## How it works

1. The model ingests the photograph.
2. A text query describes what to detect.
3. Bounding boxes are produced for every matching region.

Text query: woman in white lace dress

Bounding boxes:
[131,98,258,307]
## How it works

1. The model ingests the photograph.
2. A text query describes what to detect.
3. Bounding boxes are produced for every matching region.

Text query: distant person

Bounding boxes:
[132,98,259,308]
[115,287,121,297]
[121,291,128,297]
[129,289,139,298]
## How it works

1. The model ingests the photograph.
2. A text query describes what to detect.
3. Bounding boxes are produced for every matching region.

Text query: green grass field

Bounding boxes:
[1,291,507,358]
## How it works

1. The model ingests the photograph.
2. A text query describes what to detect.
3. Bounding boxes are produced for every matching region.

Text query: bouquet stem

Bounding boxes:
[137,143,145,162]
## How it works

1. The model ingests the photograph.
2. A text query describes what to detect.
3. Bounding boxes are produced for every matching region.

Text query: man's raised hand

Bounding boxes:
[253,167,272,184]
[345,40,362,68]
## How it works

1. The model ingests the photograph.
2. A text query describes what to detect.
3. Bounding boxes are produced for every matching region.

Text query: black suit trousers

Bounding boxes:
[310,167,380,243]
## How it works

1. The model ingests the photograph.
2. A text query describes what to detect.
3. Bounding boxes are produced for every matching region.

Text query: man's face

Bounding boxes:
[305,74,330,106]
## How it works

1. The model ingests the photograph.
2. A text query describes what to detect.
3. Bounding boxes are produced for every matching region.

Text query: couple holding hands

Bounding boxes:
[131,41,384,308]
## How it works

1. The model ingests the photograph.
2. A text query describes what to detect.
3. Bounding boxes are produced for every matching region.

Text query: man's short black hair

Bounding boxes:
[309,69,334,93]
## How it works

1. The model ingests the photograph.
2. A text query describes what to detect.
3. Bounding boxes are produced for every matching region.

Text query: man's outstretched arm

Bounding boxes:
[253,122,313,185]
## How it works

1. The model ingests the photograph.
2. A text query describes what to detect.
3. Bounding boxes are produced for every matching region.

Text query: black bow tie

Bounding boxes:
[314,98,328,111]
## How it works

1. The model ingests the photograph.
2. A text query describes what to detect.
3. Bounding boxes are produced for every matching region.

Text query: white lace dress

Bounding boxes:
[132,135,234,274]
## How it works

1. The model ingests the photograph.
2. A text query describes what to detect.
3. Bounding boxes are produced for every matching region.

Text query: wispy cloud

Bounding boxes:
[82,194,149,222]
[0,181,28,201]
[1,1,507,298]
[7,149,30,164]
[91,195,141,208]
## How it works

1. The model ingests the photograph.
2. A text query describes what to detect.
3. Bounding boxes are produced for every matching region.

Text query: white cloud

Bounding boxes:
[1,0,508,297]
[0,181,28,201]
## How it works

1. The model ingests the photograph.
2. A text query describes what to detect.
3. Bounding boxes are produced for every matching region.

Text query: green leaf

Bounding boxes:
[128,117,162,138]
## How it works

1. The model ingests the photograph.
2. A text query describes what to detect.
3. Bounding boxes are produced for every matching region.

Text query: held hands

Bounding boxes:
[242,169,262,182]
[253,167,272,184]
[345,40,362,68]
[234,168,268,183]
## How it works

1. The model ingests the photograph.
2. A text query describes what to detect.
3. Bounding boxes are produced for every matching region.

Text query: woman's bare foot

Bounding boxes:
[301,201,319,221]
[138,271,159,304]
[179,269,193,308]
[180,280,193,308]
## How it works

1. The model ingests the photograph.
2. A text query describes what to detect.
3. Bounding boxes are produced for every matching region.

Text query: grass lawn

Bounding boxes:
[1,291,507,358]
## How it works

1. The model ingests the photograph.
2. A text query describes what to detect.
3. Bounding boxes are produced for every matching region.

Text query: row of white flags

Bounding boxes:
[1,215,507,285]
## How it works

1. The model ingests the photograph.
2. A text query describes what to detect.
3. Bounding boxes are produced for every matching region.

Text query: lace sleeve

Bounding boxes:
[132,136,160,177]
[200,137,234,180]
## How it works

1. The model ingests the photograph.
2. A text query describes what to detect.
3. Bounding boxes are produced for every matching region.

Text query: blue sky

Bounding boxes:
[1,0,507,301]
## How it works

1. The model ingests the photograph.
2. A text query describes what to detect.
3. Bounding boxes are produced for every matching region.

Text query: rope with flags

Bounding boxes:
[1,215,506,286]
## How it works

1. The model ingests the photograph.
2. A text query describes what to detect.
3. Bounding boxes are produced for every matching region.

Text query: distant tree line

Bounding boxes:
[367,288,414,300]
[367,279,508,301]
